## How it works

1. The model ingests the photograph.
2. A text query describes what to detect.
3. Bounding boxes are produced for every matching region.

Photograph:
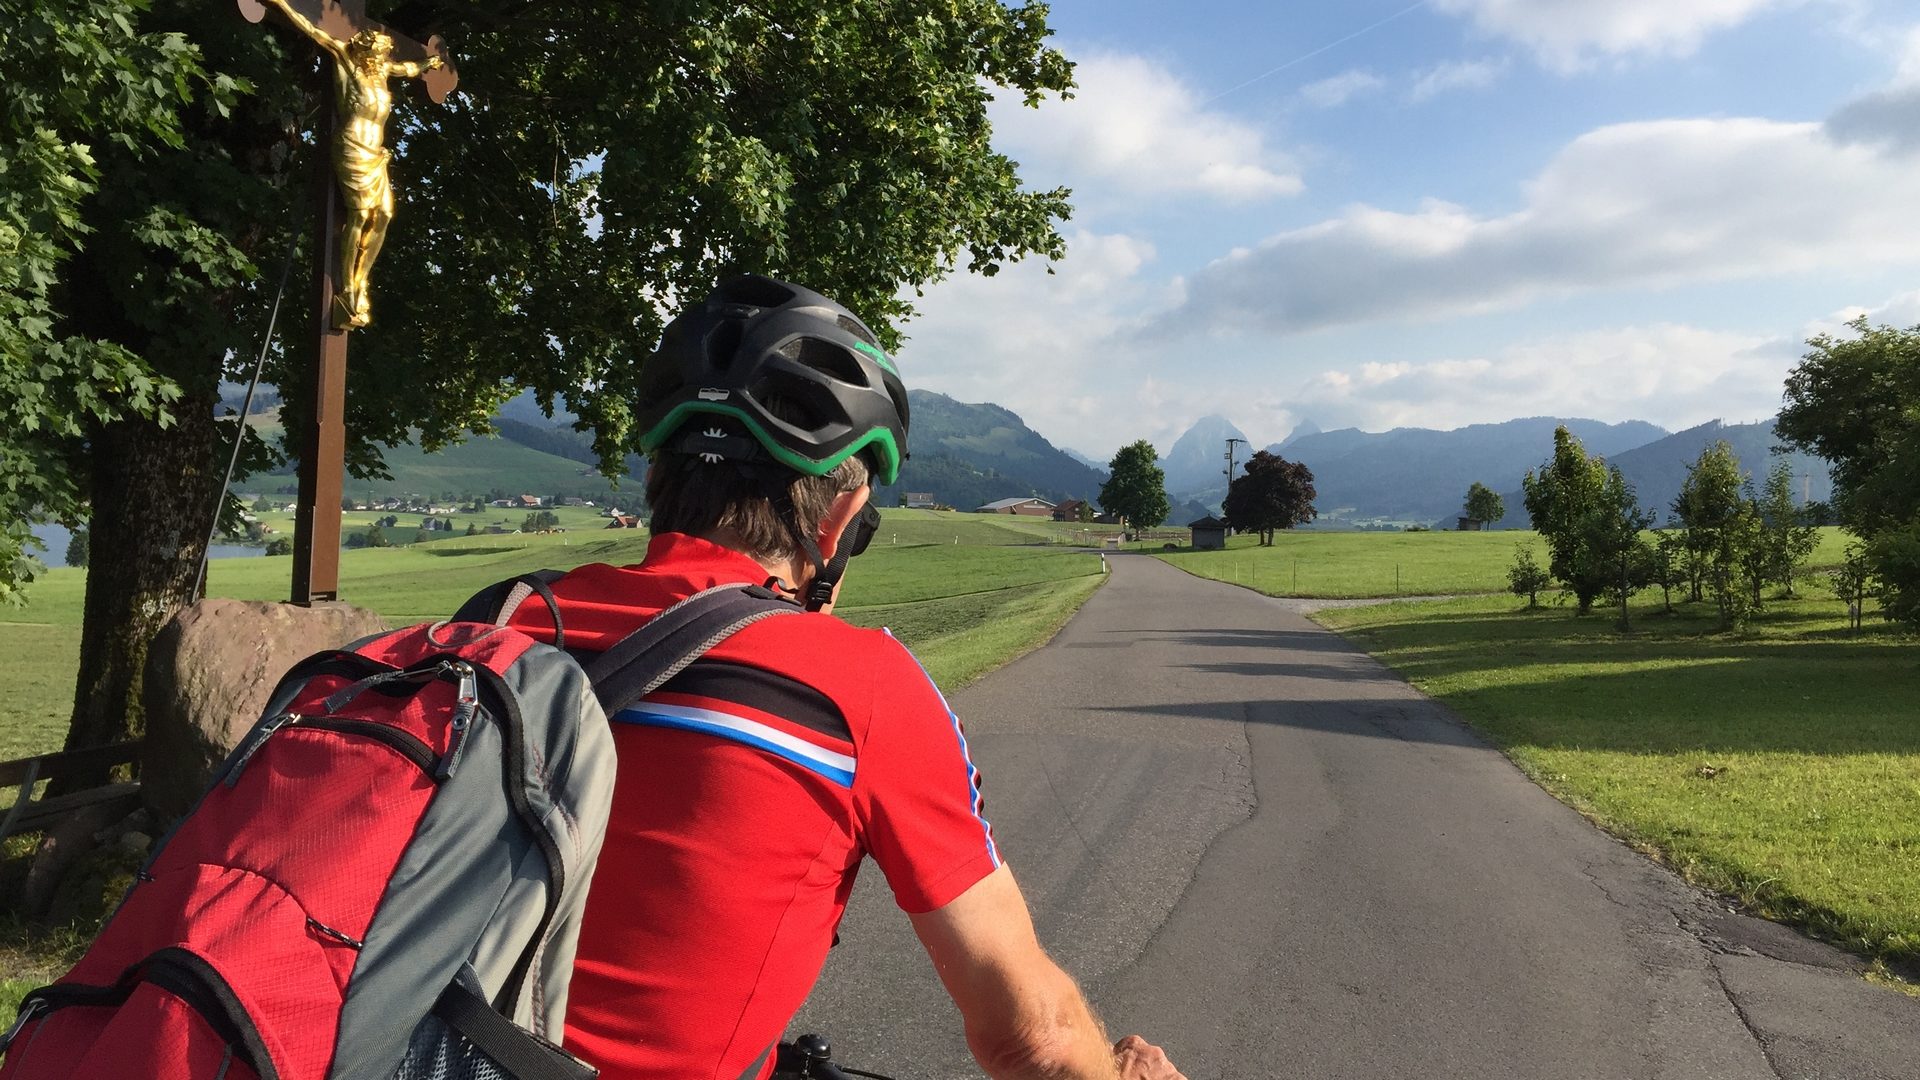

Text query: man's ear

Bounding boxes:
[816,486,872,563]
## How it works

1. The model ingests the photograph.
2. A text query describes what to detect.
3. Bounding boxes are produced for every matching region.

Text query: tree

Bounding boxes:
[1521,426,1609,613]
[251,494,274,513]
[1463,482,1505,528]
[1584,467,1655,631]
[1650,530,1687,615]
[1507,544,1549,608]
[1076,501,1095,525]
[1776,318,1920,626]
[1670,441,1749,620]
[1100,441,1170,531]
[1222,451,1316,545]
[265,536,293,556]
[1829,542,1874,632]
[1756,461,1817,598]
[65,529,91,570]
[465,522,479,537]
[15,0,1076,757]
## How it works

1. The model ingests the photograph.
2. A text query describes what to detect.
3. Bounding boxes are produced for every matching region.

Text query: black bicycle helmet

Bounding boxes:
[634,274,910,484]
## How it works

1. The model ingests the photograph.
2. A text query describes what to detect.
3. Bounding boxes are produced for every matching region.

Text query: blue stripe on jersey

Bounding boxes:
[884,628,1000,868]
[613,702,856,788]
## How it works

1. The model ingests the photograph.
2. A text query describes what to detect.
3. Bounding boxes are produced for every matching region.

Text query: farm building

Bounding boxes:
[1051,499,1090,521]
[904,492,939,509]
[1188,515,1229,550]
[977,497,1056,517]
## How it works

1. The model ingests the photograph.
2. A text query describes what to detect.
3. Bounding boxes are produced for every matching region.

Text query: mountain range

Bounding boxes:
[241,386,1832,528]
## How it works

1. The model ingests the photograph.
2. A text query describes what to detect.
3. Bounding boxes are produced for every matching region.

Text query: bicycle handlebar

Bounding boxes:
[775,1033,895,1080]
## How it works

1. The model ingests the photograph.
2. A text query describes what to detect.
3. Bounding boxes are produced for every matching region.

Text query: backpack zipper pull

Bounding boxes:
[225,712,302,788]
[434,662,479,781]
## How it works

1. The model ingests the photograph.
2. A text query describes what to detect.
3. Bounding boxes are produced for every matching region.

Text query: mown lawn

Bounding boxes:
[1314,588,1920,971]
[1157,526,1855,598]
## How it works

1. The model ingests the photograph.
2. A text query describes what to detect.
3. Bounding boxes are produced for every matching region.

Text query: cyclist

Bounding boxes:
[508,276,1184,1080]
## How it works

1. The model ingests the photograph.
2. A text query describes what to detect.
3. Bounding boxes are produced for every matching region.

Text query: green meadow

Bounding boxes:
[1156,526,1855,598]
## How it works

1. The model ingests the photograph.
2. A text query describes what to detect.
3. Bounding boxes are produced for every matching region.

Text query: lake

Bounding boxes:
[26,523,264,569]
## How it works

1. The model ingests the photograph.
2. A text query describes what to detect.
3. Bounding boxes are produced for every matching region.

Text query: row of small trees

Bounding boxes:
[1094,441,1321,542]
[1512,429,1818,630]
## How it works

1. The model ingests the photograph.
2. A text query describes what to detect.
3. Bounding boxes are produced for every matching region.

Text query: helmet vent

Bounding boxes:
[778,337,868,387]
[717,275,795,310]
[835,314,880,347]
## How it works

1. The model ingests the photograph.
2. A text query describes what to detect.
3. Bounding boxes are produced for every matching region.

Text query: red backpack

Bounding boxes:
[0,579,793,1080]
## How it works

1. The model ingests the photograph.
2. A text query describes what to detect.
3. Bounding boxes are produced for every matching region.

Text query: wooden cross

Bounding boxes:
[238,0,456,605]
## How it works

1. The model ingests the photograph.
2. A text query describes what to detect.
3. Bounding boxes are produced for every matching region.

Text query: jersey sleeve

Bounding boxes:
[852,636,1002,913]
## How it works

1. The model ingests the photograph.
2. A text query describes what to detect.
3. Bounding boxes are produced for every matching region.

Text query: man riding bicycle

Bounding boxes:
[506,276,1184,1080]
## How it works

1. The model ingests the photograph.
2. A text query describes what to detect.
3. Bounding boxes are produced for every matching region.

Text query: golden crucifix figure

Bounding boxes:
[259,0,441,329]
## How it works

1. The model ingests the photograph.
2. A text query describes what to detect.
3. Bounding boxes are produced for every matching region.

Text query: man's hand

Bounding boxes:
[1113,1035,1185,1080]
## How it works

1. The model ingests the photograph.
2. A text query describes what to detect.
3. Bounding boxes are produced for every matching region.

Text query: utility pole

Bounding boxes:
[1224,437,1246,484]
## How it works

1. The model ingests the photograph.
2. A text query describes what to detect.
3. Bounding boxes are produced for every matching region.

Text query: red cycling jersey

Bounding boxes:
[507,533,1000,1080]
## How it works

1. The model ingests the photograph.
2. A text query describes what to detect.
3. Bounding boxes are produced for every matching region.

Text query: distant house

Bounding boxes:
[904,491,938,509]
[1456,517,1486,531]
[1051,499,1089,522]
[1188,515,1229,550]
[561,497,591,507]
[977,497,1055,517]
[490,499,516,508]
[517,494,543,508]
[605,515,642,529]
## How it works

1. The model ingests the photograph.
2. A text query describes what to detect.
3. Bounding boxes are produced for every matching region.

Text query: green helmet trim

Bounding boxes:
[640,401,903,484]
[851,340,898,376]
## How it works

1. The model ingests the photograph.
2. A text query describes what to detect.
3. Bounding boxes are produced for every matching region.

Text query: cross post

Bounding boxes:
[237,0,455,604]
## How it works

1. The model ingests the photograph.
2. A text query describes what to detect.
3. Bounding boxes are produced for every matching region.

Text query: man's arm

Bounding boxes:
[388,54,444,79]
[910,864,1184,1080]
[259,0,348,62]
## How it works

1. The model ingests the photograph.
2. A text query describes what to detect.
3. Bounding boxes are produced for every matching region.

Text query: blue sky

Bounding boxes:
[893,0,1920,457]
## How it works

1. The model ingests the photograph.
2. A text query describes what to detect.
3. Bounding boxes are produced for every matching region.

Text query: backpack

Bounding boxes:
[0,578,795,1080]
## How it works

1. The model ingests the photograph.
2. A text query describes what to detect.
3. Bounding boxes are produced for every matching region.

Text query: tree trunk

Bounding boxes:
[62,400,225,788]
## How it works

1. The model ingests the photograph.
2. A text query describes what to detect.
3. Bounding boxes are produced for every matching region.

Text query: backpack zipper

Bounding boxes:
[433,661,479,780]
[226,714,440,787]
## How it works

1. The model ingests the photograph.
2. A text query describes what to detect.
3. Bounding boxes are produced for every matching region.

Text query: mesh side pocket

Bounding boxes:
[392,1011,515,1080]
[389,975,596,1080]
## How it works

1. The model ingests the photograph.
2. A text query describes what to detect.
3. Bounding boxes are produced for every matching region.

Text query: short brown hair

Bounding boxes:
[646,452,870,563]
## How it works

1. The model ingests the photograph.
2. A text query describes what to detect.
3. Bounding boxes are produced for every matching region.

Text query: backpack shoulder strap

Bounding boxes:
[584,584,799,715]
[452,569,571,650]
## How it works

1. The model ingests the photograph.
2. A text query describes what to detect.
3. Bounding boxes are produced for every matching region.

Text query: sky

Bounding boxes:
[890,0,1920,459]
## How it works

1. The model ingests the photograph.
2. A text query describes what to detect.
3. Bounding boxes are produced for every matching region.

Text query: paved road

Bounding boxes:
[794,554,1918,1079]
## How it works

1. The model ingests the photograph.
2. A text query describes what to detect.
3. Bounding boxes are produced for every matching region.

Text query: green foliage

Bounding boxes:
[1829,541,1874,631]
[1099,440,1170,530]
[63,529,90,570]
[1222,450,1315,544]
[1777,319,1920,627]
[1757,461,1818,597]
[1522,427,1645,614]
[264,536,292,556]
[1463,481,1505,526]
[0,0,239,601]
[522,510,560,532]
[1506,543,1550,607]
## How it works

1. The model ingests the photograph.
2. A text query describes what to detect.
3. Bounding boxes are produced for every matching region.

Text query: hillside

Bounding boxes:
[1497,419,1832,527]
[878,391,1109,509]
[1268,417,1669,524]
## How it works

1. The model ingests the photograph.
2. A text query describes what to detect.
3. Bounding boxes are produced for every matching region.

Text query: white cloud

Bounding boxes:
[989,51,1303,203]
[896,230,1182,451]
[1409,58,1510,101]
[1431,0,1789,71]
[1160,117,1920,337]
[1825,23,1920,153]
[1298,69,1386,108]
[1283,324,1797,432]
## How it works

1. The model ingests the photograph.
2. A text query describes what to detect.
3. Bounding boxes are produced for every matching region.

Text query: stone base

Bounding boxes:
[141,599,388,822]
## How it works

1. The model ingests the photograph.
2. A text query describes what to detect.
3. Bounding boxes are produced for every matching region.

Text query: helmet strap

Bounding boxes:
[766,482,848,613]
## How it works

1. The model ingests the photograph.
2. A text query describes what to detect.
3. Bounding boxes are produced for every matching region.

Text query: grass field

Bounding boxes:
[1157,526,1856,598]
[1313,585,1920,973]
[0,508,1105,993]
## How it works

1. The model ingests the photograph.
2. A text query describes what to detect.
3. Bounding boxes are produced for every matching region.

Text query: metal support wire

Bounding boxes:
[196,232,300,600]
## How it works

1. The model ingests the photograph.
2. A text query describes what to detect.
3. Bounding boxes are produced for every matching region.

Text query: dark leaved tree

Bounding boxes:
[1222,450,1316,545]
[1463,482,1504,528]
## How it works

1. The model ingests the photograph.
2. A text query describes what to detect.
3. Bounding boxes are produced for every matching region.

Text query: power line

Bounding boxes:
[1202,1,1428,105]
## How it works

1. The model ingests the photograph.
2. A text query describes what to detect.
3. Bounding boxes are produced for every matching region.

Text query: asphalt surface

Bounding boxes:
[793,554,1918,1079]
